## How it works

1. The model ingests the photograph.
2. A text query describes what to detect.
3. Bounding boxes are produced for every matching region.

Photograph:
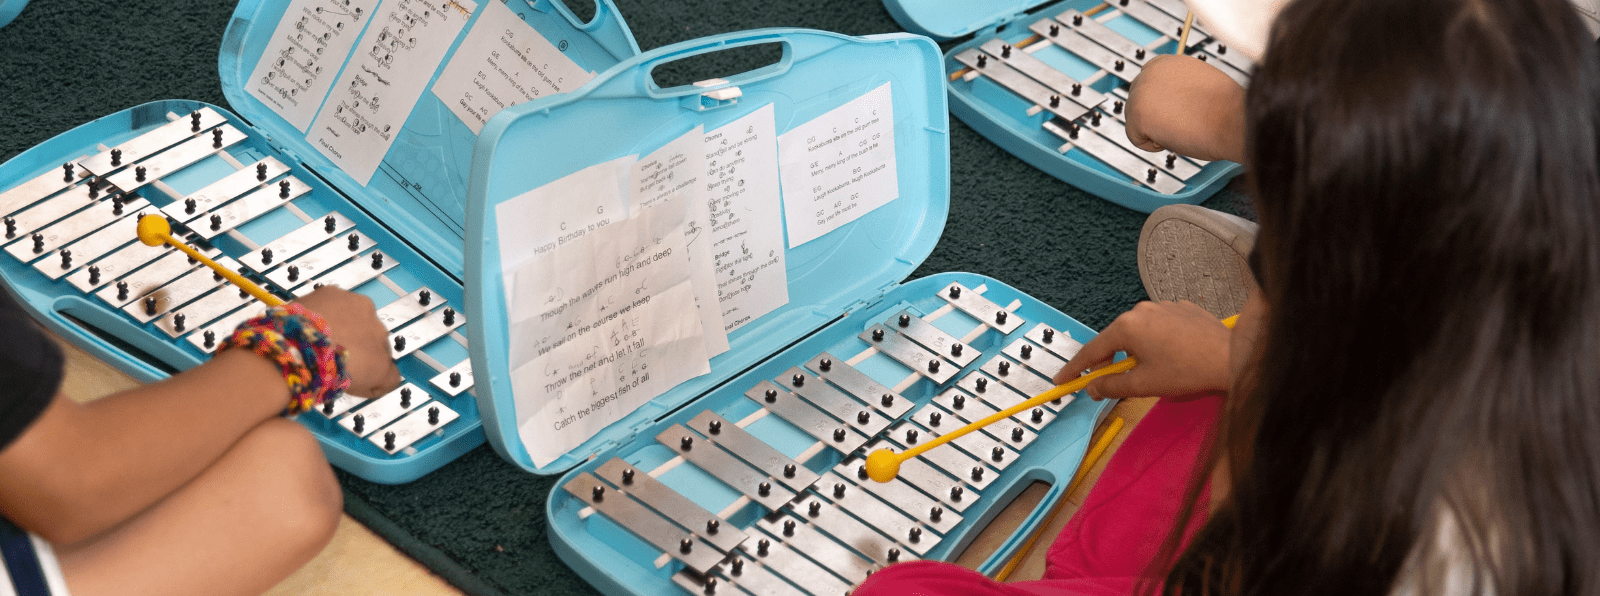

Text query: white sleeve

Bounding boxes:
[1185,0,1600,62]
[1185,0,1285,61]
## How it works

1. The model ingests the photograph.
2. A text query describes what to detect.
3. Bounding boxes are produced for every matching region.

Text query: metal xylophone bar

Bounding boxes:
[1051,0,1253,91]
[954,44,1185,194]
[965,32,1209,182]
[571,285,1092,595]
[1042,9,1154,77]
[963,32,1209,182]
[1056,1,1254,82]
[0,108,473,458]
[1111,0,1257,83]
[1088,1,1254,83]
[770,290,1066,589]
[1101,1,1206,52]
[762,291,1088,589]
[912,387,1039,451]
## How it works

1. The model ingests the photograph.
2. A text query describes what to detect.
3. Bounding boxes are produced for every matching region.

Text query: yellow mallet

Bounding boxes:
[136,214,284,307]
[1178,11,1195,53]
[862,314,1238,483]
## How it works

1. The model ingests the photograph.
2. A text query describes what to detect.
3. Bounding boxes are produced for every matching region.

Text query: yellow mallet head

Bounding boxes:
[864,448,901,483]
[136,214,172,247]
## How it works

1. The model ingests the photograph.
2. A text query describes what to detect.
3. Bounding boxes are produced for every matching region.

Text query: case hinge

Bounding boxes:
[844,281,899,316]
[595,437,624,459]
[230,111,301,169]
[261,134,303,167]
[226,114,308,182]
[624,417,657,447]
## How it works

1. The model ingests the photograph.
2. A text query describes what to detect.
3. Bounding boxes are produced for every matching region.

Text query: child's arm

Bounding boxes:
[0,287,399,545]
[1124,55,1249,164]
[1053,300,1233,400]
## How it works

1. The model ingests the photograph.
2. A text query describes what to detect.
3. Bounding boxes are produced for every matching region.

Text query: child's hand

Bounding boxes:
[1053,301,1231,400]
[1124,55,1248,164]
[295,287,403,399]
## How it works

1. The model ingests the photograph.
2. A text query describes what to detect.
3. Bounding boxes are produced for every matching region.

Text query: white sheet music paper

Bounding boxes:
[704,104,789,334]
[307,0,478,184]
[506,196,709,467]
[777,81,899,247]
[430,0,595,134]
[494,154,631,297]
[632,126,729,357]
[247,0,381,132]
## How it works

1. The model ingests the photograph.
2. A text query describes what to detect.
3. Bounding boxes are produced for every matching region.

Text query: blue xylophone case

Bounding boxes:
[883,0,1247,213]
[466,29,1117,595]
[0,0,638,484]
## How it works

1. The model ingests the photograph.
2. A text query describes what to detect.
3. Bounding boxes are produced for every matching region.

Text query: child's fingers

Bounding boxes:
[359,362,403,401]
[1125,124,1165,153]
[1085,368,1138,400]
[1055,328,1125,384]
[1053,355,1112,386]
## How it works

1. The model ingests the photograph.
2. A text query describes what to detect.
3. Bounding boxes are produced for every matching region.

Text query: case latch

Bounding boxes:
[682,78,742,111]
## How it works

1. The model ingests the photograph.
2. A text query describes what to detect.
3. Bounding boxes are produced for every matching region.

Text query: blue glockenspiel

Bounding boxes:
[459,29,1119,596]
[0,0,640,484]
[886,0,1256,212]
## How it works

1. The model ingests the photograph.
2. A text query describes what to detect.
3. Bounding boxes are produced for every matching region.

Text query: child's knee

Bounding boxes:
[236,419,343,549]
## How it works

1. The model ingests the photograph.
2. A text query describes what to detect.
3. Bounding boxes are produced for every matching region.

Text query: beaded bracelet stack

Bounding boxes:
[216,303,350,414]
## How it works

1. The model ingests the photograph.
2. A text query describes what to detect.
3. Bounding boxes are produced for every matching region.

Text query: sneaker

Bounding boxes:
[1137,204,1258,319]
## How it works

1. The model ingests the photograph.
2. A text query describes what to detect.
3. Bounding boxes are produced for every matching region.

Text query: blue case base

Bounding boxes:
[547,272,1112,596]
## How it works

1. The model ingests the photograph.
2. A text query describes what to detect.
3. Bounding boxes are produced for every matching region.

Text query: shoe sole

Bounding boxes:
[1136,204,1258,319]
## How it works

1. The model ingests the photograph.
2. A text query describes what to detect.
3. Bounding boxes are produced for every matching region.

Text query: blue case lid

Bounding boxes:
[881,0,1052,40]
[464,29,951,474]
[216,0,639,275]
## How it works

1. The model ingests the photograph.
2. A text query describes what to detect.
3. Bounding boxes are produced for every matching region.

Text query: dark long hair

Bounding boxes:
[1160,0,1600,594]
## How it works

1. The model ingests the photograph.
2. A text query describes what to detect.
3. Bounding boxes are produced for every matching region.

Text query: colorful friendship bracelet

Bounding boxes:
[218,303,351,415]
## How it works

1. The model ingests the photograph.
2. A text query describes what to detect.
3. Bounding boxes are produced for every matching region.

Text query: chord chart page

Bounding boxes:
[246,0,380,132]
[702,105,788,335]
[308,0,477,184]
[507,196,712,468]
[431,0,595,134]
[630,126,730,358]
[778,81,899,248]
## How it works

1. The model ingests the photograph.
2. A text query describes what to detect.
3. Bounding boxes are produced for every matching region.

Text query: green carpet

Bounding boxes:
[0,1,1249,594]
